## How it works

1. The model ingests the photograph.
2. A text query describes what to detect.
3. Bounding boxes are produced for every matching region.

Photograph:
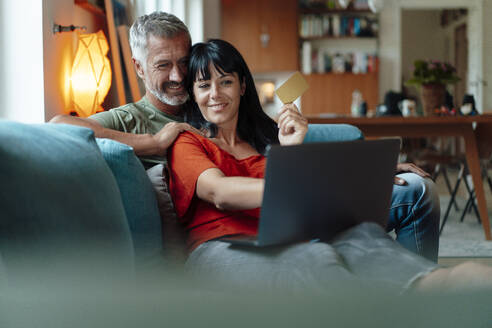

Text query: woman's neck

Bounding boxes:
[215,126,240,146]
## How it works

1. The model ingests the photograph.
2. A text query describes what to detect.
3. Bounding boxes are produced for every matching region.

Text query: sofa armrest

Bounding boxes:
[303,124,364,144]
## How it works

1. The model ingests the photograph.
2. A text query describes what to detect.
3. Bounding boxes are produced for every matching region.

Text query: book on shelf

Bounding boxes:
[301,46,378,74]
[302,41,312,74]
[299,14,377,38]
[299,0,370,11]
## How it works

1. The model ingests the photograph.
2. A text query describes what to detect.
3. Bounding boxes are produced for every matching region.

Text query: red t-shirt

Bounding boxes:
[168,131,266,251]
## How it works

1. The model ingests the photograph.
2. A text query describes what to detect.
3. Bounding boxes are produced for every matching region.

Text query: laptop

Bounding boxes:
[221,138,400,246]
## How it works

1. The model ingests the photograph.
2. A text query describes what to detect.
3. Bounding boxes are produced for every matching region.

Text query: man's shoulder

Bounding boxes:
[90,98,148,132]
[109,99,145,114]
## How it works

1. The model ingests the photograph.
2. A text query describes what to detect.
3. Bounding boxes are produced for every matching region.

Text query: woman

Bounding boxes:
[167,39,492,293]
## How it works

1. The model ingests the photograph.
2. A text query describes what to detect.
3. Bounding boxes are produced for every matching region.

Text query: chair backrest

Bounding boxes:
[304,124,364,144]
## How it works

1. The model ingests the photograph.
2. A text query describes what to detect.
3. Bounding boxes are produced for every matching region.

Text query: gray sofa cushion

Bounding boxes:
[0,121,134,284]
[146,164,187,267]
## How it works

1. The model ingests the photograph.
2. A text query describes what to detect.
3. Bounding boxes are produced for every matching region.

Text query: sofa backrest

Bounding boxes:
[304,124,364,143]
[0,121,134,285]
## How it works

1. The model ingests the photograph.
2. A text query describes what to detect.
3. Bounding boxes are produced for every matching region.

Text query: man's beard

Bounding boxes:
[147,81,189,107]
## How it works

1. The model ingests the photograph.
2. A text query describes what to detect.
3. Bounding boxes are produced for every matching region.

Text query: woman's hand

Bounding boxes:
[276,104,308,146]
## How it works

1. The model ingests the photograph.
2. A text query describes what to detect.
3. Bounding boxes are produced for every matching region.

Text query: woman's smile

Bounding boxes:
[193,63,245,127]
[208,102,228,111]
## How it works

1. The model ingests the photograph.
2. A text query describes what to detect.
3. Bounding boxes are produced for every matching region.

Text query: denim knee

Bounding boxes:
[393,173,435,203]
[392,173,440,218]
[390,173,440,261]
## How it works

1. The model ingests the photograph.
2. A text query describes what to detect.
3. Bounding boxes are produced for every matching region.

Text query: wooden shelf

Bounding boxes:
[300,8,374,14]
[300,36,377,41]
[75,0,106,17]
[306,72,378,76]
[301,72,379,116]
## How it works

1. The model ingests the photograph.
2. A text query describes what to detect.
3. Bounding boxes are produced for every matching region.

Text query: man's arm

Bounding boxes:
[394,162,432,185]
[50,115,198,156]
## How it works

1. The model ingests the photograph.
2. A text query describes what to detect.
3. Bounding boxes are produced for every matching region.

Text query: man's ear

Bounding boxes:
[133,58,145,80]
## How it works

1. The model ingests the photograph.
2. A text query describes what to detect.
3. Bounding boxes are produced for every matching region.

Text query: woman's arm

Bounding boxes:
[196,168,264,210]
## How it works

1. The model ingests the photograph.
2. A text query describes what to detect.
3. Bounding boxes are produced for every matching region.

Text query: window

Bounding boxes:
[133,0,203,43]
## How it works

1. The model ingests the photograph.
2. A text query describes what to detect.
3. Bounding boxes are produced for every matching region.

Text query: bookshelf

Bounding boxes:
[299,1,379,114]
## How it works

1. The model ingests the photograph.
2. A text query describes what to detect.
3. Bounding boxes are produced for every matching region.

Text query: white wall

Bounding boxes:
[401,10,448,102]
[135,0,210,43]
[0,1,45,123]
[482,0,492,111]
[203,0,221,40]
[42,0,74,121]
[378,0,400,103]
[0,0,107,123]
[43,2,106,121]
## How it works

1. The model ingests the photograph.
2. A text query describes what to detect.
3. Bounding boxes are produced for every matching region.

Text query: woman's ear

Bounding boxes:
[240,79,246,96]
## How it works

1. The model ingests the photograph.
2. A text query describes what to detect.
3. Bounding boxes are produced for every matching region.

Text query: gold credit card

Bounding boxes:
[275,71,309,104]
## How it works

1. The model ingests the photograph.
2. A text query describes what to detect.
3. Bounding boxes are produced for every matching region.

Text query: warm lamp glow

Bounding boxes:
[71,30,112,117]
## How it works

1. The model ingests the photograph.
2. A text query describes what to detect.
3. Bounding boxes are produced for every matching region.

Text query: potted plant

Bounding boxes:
[405,59,460,116]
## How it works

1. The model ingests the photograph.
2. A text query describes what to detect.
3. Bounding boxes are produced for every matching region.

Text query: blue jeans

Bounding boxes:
[387,173,440,262]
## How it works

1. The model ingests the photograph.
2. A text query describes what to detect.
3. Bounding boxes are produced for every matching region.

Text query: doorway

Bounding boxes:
[401,9,468,110]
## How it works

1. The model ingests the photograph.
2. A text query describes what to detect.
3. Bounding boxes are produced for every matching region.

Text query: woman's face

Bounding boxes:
[193,63,245,128]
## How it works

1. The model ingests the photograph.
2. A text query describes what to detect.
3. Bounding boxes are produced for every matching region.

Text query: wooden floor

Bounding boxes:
[438,257,492,266]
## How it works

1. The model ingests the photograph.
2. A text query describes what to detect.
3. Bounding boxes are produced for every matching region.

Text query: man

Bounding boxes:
[51,11,199,159]
[51,11,439,262]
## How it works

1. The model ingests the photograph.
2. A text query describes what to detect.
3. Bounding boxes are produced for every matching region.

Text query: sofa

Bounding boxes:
[2,119,492,327]
[0,119,363,287]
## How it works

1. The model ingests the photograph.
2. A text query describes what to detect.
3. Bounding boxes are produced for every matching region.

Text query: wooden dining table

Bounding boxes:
[307,115,492,241]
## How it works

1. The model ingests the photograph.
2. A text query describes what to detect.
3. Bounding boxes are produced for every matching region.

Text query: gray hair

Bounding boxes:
[129,11,191,65]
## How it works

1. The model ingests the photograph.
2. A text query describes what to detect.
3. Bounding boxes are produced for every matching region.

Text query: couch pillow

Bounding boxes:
[304,124,364,143]
[0,121,134,284]
[146,164,187,267]
[95,138,165,272]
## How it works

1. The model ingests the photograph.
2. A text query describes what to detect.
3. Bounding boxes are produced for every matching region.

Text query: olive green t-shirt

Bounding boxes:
[90,97,184,134]
[90,97,184,165]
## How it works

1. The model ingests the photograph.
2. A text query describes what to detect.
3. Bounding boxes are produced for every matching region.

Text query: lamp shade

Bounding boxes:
[71,30,112,117]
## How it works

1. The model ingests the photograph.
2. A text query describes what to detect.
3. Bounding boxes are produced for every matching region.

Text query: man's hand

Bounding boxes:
[394,162,432,185]
[153,122,203,154]
[276,104,308,146]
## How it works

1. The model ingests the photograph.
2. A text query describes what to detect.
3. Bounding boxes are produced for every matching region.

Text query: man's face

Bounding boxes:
[136,33,190,107]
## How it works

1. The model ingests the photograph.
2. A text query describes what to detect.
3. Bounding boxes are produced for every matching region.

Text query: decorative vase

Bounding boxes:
[420,83,446,116]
